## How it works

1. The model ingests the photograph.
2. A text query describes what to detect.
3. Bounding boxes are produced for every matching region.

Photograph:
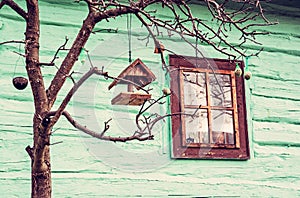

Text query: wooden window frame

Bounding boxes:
[169,55,250,160]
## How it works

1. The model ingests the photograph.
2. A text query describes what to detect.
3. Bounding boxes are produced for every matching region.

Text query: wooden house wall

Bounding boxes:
[0,1,299,197]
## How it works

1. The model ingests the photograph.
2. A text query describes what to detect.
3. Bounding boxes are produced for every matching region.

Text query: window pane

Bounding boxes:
[209,73,232,107]
[211,110,234,144]
[184,108,209,144]
[183,72,207,106]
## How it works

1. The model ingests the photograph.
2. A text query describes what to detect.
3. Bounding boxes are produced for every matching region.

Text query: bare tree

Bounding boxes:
[0,0,276,197]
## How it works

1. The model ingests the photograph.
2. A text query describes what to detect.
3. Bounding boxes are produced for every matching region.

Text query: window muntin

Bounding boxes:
[169,55,250,160]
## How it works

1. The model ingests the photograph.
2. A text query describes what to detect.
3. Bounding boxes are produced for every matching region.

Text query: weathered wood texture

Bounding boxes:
[0,1,299,197]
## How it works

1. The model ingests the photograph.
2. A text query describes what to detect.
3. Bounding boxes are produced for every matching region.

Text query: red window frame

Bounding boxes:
[169,55,250,160]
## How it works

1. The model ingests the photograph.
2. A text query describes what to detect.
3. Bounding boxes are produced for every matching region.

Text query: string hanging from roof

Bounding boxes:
[127,13,132,63]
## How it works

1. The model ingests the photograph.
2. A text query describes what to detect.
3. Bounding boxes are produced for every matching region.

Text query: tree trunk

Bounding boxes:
[31,123,51,198]
[25,0,51,197]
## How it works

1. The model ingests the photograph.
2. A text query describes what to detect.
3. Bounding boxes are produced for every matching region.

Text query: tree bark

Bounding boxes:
[25,0,51,197]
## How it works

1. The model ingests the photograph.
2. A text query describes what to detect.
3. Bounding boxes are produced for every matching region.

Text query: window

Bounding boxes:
[169,55,250,160]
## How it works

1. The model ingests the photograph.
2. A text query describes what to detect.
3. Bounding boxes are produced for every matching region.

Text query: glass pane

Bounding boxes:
[211,110,234,144]
[183,72,207,106]
[209,73,232,107]
[184,108,209,144]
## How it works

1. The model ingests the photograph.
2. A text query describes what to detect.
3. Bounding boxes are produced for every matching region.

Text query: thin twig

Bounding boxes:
[0,40,25,45]
[50,37,70,64]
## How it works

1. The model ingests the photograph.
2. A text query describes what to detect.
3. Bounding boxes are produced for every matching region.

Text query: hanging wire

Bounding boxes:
[195,23,199,67]
[127,13,132,63]
[245,56,250,71]
[12,43,23,78]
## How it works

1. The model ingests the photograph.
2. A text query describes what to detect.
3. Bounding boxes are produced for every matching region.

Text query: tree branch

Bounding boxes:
[0,0,28,20]
[49,110,153,142]
[25,145,33,159]
[49,36,70,65]
[135,13,167,69]
[48,67,101,127]
[46,3,142,109]
[48,66,151,130]
[135,92,170,132]
[46,13,97,109]
[46,0,274,109]
[0,40,25,45]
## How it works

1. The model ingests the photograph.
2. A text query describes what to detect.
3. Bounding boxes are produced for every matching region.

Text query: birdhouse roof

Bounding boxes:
[108,58,156,90]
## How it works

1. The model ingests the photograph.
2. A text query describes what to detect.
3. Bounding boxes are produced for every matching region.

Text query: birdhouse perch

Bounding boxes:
[108,58,156,106]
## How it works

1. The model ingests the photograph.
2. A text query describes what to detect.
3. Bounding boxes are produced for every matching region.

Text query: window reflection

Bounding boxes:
[209,73,232,107]
[211,110,234,144]
[184,108,209,144]
[183,72,207,106]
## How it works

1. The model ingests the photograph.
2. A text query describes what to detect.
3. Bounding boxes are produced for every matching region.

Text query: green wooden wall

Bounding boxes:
[1,1,299,197]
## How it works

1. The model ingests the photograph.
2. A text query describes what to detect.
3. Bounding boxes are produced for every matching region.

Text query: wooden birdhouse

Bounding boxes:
[108,58,156,106]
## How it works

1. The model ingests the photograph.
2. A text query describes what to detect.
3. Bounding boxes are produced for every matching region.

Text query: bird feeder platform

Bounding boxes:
[111,92,151,106]
[109,58,156,106]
